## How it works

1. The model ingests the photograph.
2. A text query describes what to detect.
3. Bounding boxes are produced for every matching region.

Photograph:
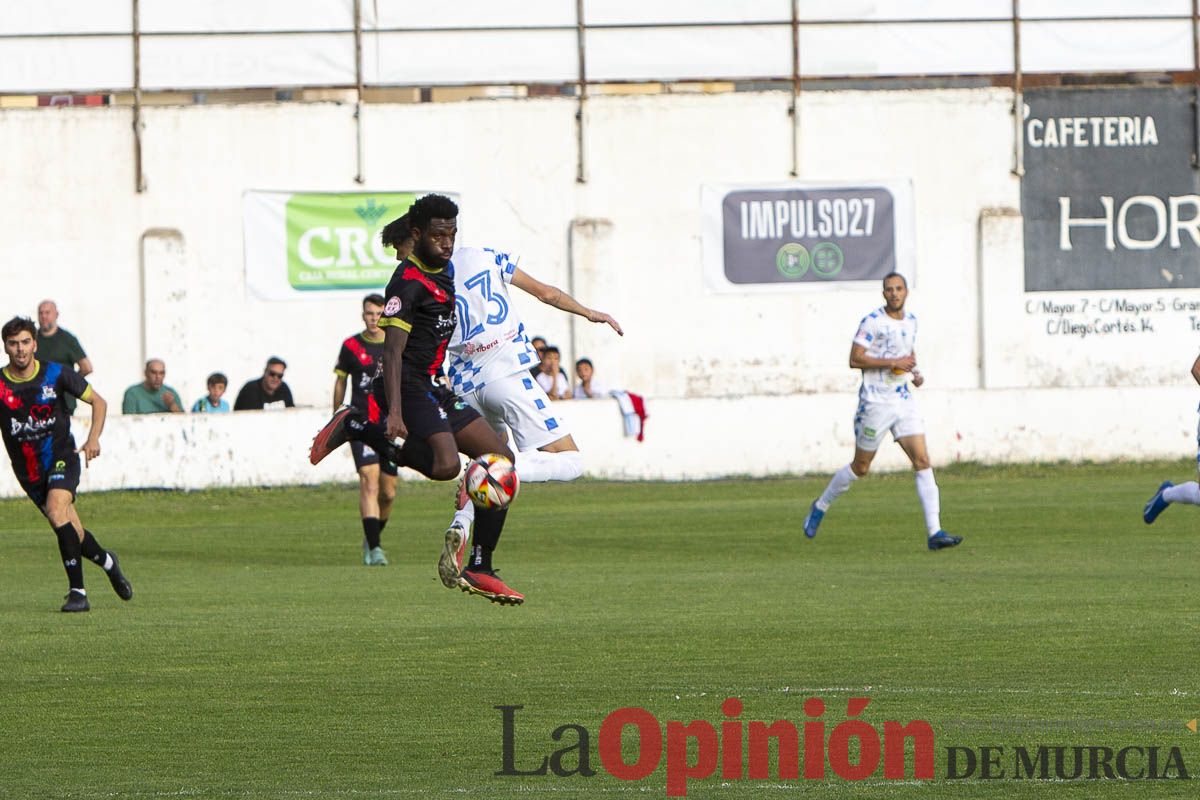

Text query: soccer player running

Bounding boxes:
[438,244,622,572]
[1143,352,1200,523]
[0,317,132,611]
[310,195,526,604]
[802,274,962,550]
[332,293,402,566]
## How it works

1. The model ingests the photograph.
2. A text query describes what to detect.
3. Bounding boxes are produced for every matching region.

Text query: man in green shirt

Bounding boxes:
[37,300,92,413]
[122,359,183,414]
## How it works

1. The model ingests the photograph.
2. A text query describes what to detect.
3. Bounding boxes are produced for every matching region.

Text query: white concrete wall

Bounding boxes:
[0,89,1022,411]
[2,87,1198,491]
[1,387,1193,499]
[978,209,1200,389]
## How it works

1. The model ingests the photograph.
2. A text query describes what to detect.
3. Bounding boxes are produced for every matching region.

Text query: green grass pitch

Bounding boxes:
[0,461,1197,798]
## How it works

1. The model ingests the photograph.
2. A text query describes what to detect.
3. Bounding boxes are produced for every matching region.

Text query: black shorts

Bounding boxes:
[19,451,81,508]
[400,379,481,441]
[350,440,398,476]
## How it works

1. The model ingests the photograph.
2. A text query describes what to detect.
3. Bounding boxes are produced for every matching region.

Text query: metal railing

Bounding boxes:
[4,1,1198,191]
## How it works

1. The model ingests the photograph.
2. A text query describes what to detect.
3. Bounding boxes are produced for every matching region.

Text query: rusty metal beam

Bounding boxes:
[1193,0,1199,167]
[790,0,801,177]
[354,0,365,184]
[132,0,146,192]
[1011,0,1024,178]
[575,0,588,184]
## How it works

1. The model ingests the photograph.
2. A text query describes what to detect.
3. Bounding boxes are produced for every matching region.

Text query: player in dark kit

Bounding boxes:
[310,194,525,605]
[333,293,399,566]
[0,317,132,612]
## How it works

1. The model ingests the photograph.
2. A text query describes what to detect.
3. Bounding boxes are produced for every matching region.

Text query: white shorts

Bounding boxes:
[853,398,924,452]
[461,372,570,451]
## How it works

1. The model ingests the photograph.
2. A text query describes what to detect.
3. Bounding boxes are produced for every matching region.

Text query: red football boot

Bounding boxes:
[459,568,524,606]
[309,406,357,465]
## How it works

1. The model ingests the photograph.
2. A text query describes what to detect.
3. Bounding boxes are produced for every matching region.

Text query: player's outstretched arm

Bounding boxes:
[77,388,107,464]
[511,268,623,336]
[383,327,409,440]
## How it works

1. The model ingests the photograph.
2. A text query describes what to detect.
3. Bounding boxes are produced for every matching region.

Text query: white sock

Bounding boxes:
[516,450,584,482]
[816,465,857,511]
[1163,482,1200,505]
[915,468,941,536]
[452,500,475,534]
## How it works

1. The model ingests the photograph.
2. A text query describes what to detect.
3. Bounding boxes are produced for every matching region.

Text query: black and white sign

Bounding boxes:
[1022,87,1200,291]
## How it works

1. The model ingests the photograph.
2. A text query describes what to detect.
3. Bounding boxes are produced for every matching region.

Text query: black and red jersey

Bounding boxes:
[335,332,385,421]
[378,254,457,379]
[0,360,90,485]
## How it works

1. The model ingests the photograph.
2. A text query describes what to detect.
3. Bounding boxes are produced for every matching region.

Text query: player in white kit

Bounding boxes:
[803,273,962,550]
[437,245,623,587]
[1142,352,1200,523]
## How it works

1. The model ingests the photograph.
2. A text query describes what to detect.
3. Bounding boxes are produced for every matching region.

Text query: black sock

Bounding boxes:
[80,530,111,571]
[53,523,85,592]
[467,544,490,572]
[378,518,388,533]
[347,417,404,467]
[362,517,382,550]
[468,507,507,572]
[397,437,436,477]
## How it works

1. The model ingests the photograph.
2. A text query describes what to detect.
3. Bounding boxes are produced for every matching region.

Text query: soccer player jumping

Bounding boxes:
[0,317,133,611]
[438,243,622,571]
[310,195,526,604]
[802,274,962,550]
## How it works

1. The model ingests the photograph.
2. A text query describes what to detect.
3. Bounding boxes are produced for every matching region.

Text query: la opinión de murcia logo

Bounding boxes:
[498,697,934,797]
[497,699,1193,797]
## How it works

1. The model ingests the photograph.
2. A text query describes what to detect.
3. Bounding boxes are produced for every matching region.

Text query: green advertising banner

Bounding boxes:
[285,192,413,290]
[243,190,456,300]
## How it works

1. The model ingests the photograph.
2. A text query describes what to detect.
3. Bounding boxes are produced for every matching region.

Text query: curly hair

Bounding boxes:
[407,193,459,232]
[380,213,412,250]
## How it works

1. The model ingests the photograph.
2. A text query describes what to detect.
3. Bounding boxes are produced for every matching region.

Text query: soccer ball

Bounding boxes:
[464,453,520,510]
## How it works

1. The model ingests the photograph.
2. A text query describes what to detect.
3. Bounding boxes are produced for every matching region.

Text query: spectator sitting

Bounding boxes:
[123,359,183,414]
[527,335,547,378]
[234,357,295,411]
[192,372,231,413]
[572,358,608,399]
[36,299,92,414]
[534,345,572,400]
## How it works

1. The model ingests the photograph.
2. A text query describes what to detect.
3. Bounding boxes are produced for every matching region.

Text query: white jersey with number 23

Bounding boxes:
[445,246,540,396]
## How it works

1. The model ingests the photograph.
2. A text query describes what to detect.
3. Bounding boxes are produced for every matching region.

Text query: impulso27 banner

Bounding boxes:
[242,190,457,300]
[701,180,915,293]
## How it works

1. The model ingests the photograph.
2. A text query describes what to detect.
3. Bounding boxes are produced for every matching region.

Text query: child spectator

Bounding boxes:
[572,357,607,398]
[527,336,548,378]
[192,372,231,413]
[534,345,572,400]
